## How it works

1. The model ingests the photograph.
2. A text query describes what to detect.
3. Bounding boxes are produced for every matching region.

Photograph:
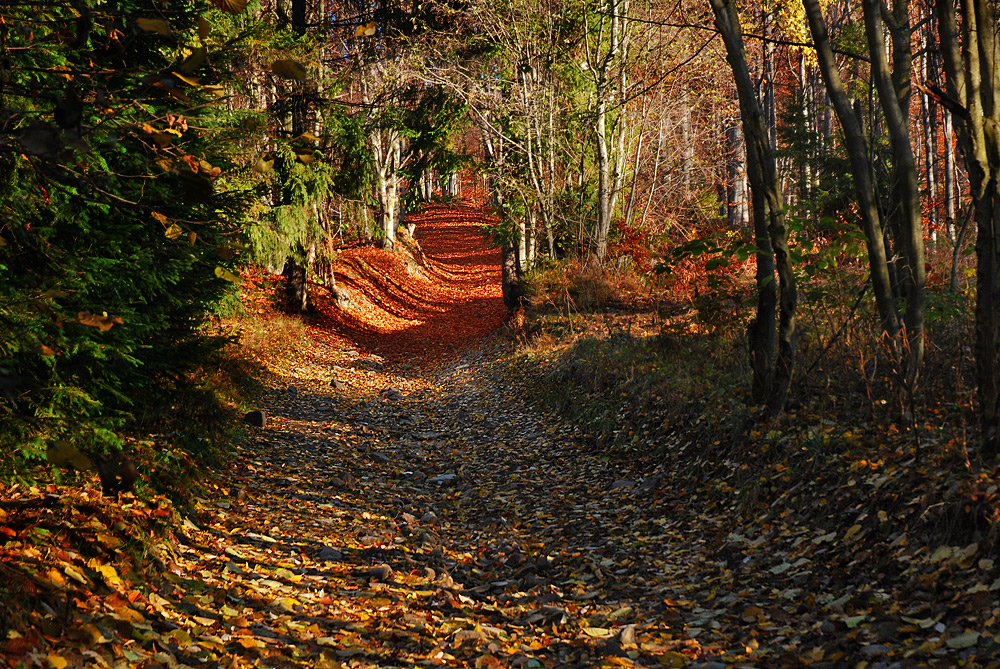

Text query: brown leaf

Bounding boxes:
[135,18,172,36]
[271,59,308,81]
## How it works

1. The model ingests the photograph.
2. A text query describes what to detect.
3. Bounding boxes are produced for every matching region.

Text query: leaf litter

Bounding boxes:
[3,202,1000,667]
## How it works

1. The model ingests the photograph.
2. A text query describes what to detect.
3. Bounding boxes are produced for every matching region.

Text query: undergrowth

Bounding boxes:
[512,258,999,560]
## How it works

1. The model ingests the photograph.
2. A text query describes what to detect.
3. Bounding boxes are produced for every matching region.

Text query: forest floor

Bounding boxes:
[2,202,998,668]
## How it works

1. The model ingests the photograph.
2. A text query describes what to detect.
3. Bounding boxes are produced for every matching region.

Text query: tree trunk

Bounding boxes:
[803,0,902,347]
[944,109,957,238]
[594,96,613,262]
[862,0,925,384]
[710,0,797,415]
[725,111,749,228]
[284,255,310,314]
[501,245,522,309]
[935,0,1000,457]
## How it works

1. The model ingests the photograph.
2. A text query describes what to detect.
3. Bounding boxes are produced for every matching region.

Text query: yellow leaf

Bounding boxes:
[151,211,169,226]
[582,627,611,638]
[87,560,123,587]
[271,59,308,81]
[165,224,183,240]
[202,84,227,98]
[946,631,980,649]
[843,524,862,541]
[253,153,275,174]
[47,441,94,471]
[953,543,979,568]
[198,17,210,41]
[930,546,955,563]
[214,266,242,284]
[844,614,867,628]
[136,18,172,36]
[171,71,202,87]
[294,148,316,164]
[656,652,688,668]
[188,232,198,246]
[355,21,378,37]
[63,565,88,585]
[295,132,321,143]
[95,533,121,548]
[48,654,69,669]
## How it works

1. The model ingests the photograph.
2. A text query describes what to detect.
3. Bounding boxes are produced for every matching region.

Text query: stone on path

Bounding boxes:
[317,546,343,562]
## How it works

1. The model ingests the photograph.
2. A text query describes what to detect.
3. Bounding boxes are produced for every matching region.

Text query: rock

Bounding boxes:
[421,511,438,523]
[861,645,889,658]
[330,378,345,391]
[414,430,445,440]
[359,535,382,546]
[610,479,636,491]
[318,546,343,562]
[370,451,390,465]
[429,474,457,486]
[400,512,417,525]
[358,359,383,371]
[243,410,266,428]
[634,475,661,497]
[366,564,393,580]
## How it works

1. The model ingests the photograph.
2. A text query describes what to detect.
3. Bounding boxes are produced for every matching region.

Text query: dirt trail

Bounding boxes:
[308,204,508,365]
[175,204,709,667]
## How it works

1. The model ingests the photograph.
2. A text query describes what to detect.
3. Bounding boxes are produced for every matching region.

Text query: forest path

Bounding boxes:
[188,203,709,667]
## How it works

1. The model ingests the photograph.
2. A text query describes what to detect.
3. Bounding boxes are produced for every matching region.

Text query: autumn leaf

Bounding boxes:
[215,266,242,283]
[77,311,123,331]
[354,21,378,37]
[271,59,308,81]
[135,18,172,36]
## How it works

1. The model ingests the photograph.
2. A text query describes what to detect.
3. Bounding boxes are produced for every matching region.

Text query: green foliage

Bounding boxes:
[0,0,257,478]
[249,150,337,267]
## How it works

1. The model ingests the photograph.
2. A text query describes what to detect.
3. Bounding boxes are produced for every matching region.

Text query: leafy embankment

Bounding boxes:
[511,266,1000,664]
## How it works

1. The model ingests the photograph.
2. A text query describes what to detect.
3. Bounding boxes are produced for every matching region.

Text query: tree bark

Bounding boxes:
[501,245,522,309]
[710,0,797,415]
[802,0,902,347]
[862,0,925,384]
[935,0,1000,457]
